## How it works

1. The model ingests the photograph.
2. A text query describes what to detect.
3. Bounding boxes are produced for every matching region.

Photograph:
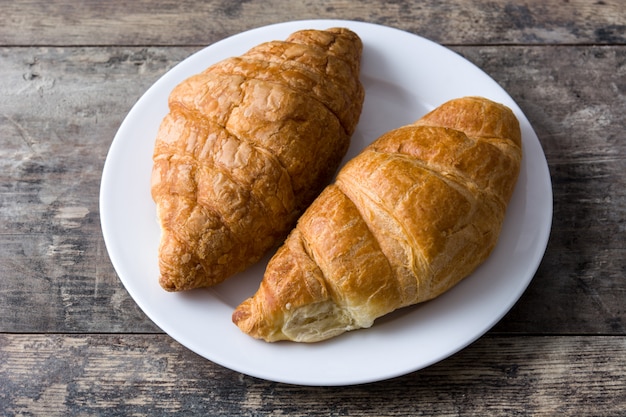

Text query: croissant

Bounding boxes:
[150,28,364,291]
[232,96,522,342]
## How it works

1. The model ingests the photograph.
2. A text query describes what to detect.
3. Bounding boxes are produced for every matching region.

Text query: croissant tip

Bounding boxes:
[159,274,182,292]
[159,282,177,292]
[232,299,254,327]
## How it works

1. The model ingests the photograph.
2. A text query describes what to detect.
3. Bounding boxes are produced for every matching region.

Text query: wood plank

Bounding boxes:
[0,0,624,47]
[0,45,624,334]
[0,46,190,332]
[0,334,624,415]
[0,46,195,235]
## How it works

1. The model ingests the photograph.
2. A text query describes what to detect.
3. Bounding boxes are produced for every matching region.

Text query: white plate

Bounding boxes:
[100,20,552,386]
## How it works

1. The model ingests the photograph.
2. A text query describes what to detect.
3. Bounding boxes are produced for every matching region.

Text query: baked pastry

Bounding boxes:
[232,96,522,342]
[151,28,364,291]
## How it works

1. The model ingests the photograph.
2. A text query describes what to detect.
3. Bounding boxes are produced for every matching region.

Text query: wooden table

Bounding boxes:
[1,1,624,415]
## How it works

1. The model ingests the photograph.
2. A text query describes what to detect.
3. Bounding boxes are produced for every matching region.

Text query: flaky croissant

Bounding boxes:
[232,96,522,342]
[150,28,364,291]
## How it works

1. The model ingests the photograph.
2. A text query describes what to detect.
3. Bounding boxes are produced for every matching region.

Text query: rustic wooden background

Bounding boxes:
[1,0,625,415]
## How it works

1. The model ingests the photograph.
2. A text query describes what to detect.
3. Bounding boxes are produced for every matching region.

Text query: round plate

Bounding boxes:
[100,20,552,386]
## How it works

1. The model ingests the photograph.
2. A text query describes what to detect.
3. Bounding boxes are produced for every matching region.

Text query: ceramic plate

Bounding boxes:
[100,20,552,386]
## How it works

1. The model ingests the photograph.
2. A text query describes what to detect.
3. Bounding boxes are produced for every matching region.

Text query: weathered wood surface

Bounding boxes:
[0,0,624,46]
[1,0,625,415]
[1,334,625,416]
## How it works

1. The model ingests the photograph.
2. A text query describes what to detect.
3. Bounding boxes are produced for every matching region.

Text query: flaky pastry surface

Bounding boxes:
[151,28,364,291]
[233,97,522,342]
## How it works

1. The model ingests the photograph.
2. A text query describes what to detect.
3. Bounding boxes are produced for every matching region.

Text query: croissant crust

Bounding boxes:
[151,28,365,291]
[232,96,522,342]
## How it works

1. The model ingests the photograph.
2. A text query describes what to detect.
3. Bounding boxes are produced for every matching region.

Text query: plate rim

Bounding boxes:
[100,18,553,386]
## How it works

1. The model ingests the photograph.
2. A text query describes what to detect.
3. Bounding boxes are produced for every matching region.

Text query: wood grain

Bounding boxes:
[0,46,193,332]
[0,0,624,47]
[1,334,624,416]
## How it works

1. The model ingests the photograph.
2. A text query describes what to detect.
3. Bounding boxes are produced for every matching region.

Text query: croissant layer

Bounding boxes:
[232,96,522,342]
[151,28,364,291]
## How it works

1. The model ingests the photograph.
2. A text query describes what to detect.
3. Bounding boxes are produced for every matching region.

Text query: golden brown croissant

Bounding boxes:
[150,28,364,291]
[232,96,522,342]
